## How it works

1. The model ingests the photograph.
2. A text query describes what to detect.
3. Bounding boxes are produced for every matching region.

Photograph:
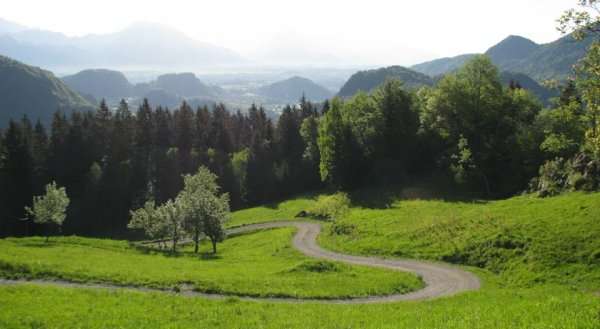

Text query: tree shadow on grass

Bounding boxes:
[131,242,223,260]
[347,182,489,210]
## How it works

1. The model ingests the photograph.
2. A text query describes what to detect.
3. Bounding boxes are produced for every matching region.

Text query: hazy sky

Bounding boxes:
[2,0,576,66]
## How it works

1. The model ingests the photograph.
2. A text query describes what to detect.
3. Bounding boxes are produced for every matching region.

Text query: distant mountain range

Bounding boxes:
[257,76,333,103]
[412,33,596,81]
[0,20,244,70]
[337,64,555,104]
[62,69,221,108]
[0,55,94,126]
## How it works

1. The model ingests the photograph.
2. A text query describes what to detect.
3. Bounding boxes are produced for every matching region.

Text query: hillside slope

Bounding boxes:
[258,76,333,102]
[499,71,557,104]
[412,33,596,81]
[338,66,433,97]
[411,54,477,76]
[0,55,94,126]
[62,69,133,100]
[232,191,600,289]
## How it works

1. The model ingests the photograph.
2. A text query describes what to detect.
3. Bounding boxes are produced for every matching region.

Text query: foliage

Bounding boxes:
[128,201,169,246]
[129,167,230,253]
[24,182,69,239]
[421,55,542,195]
[558,0,600,40]
[1,98,322,237]
[450,135,476,185]
[307,192,351,221]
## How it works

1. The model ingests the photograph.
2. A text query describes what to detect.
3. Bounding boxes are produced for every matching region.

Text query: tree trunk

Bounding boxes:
[211,238,217,254]
[194,229,199,254]
[481,172,491,197]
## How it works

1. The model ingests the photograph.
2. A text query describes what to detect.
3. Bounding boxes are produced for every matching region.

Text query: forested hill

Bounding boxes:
[0,55,94,126]
[412,33,596,81]
[411,54,477,77]
[337,66,433,97]
[257,76,333,102]
[499,72,557,104]
[62,69,133,101]
[152,73,215,98]
[337,63,554,103]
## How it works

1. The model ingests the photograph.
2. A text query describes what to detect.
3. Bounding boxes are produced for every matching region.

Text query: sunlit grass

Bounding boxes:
[0,228,422,299]
[0,283,598,329]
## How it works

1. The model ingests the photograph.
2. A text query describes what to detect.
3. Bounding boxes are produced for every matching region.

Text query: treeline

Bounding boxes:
[317,56,599,196]
[0,99,322,237]
[2,53,599,238]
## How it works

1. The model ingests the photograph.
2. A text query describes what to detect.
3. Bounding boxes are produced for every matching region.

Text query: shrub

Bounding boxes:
[531,152,600,197]
[290,261,341,273]
[329,222,356,236]
[307,192,351,220]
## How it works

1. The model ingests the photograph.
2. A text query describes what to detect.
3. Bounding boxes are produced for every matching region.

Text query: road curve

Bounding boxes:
[0,221,480,304]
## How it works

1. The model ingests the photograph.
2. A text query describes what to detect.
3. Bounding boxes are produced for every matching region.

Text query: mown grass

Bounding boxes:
[0,283,598,329]
[229,194,317,227]
[2,190,599,328]
[0,228,422,299]
[319,192,600,289]
[232,190,600,290]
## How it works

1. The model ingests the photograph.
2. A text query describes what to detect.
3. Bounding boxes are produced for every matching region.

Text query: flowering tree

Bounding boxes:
[25,182,70,242]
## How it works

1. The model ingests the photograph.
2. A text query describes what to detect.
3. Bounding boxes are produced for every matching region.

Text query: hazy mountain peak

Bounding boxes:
[485,35,539,66]
[0,18,27,35]
[257,76,333,102]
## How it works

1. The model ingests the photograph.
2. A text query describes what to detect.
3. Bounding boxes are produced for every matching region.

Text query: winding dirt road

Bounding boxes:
[0,221,480,304]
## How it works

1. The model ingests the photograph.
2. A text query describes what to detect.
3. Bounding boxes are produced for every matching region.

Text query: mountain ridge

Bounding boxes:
[0,54,94,126]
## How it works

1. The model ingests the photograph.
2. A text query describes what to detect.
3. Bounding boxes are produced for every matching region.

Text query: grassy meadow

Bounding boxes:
[1,190,599,328]
[0,228,421,299]
[0,281,598,329]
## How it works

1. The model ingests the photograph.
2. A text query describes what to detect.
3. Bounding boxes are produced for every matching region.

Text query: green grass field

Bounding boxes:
[0,228,422,299]
[1,190,599,328]
[1,282,597,329]
[319,192,600,290]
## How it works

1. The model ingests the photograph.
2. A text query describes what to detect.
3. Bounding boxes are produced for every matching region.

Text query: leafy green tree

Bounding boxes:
[318,98,347,187]
[558,0,600,40]
[201,193,229,254]
[423,56,541,195]
[177,166,230,254]
[450,135,477,185]
[231,148,250,205]
[373,79,419,165]
[25,182,70,241]
[160,199,185,253]
[128,200,169,249]
[300,115,320,162]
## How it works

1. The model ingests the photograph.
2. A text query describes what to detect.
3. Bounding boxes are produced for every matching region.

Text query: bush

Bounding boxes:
[290,261,342,273]
[531,152,600,197]
[307,192,351,220]
[329,222,356,236]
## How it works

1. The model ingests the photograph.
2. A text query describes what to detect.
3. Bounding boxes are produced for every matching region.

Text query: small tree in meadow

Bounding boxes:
[128,201,170,249]
[202,193,229,254]
[25,182,70,242]
[160,199,185,253]
[178,167,230,254]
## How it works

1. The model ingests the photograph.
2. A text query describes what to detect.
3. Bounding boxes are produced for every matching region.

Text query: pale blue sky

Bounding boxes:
[2,0,577,65]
